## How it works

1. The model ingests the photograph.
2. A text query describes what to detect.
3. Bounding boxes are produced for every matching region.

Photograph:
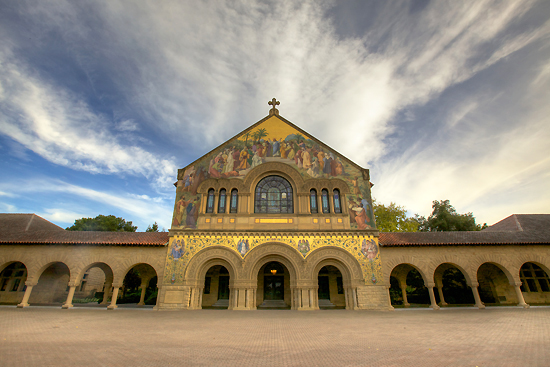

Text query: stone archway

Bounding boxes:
[390,263,438,309]
[107,263,158,310]
[244,242,302,310]
[476,262,517,306]
[186,246,241,310]
[25,261,71,307]
[256,261,292,309]
[433,262,483,308]
[307,247,362,310]
[72,262,114,307]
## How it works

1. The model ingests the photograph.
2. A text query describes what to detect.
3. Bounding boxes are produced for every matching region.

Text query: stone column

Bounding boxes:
[137,282,148,306]
[437,286,447,306]
[107,286,121,310]
[62,284,77,309]
[514,282,530,308]
[427,284,440,310]
[101,282,112,305]
[300,288,310,310]
[399,282,409,307]
[352,288,358,309]
[344,287,351,310]
[386,285,394,311]
[469,282,485,309]
[17,281,36,308]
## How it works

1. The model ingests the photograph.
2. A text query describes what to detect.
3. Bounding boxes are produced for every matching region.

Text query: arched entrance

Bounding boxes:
[317,265,345,309]
[116,263,158,308]
[257,261,291,309]
[477,263,516,305]
[29,262,71,305]
[519,262,550,305]
[434,263,475,306]
[389,264,430,308]
[202,265,231,309]
[0,262,27,305]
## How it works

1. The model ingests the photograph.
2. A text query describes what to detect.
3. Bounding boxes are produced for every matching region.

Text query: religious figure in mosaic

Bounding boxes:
[237,239,249,257]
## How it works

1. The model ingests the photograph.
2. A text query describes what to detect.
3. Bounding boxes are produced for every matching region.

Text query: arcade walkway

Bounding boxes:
[1,306,549,366]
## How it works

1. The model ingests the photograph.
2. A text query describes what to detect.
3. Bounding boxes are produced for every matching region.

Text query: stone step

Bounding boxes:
[211,299,229,308]
[318,299,336,309]
[257,300,290,309]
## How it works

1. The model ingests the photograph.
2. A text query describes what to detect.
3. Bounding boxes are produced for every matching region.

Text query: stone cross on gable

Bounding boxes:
[268,98,280,115]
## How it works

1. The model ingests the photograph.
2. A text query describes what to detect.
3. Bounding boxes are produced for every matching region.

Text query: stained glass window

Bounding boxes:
[333,189,341,213]
[218,189,226,214]
[310,189,318,214]
[230,189,238,213]
[206,189,215,213]
[321,189,330,213]
[254,175,293,214]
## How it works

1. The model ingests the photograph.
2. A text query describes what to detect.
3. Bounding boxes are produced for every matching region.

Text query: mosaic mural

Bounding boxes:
[164,235,382,285]
[172,116,375,229]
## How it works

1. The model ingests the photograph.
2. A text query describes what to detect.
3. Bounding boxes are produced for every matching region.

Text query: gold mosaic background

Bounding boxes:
[164,234,381,285]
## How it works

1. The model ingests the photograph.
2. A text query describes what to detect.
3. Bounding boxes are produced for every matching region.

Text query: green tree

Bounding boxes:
[66,215,137,232]
[145,222,166,232]
[418,200,487,232]
[373,201,420,232]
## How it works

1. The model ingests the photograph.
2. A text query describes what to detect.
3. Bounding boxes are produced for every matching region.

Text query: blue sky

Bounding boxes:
[1,0,549,231]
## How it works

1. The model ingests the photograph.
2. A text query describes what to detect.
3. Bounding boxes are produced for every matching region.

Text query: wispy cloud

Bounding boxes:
[0,49,177,189]
[0,178,173,229]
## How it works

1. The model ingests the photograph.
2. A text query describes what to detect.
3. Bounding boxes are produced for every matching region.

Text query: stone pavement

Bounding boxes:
[1,306,549,367]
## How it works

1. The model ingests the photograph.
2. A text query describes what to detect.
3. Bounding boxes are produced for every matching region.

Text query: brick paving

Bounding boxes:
[0,306,549,367]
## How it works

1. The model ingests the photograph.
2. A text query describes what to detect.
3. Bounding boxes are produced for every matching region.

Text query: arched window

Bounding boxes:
[333,189,341,213]
[321,189,330,213]
[230,189,238,213]
[218,189,226,214]
[206,189,215,213]
[310,189,318,214]
[255,175,293,214]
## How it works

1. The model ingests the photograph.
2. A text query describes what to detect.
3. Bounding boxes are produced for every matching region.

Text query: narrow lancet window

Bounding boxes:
[218,189,226,214]
[230,189,238,213]
[321,189,330,214]
[333,189,341,214]
[206,189,215,213]
[310,189,318,214]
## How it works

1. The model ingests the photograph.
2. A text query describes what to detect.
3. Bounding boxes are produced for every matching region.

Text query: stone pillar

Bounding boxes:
[352,288,358,309]
[386,285,394,311]
[344,287,351,310]
[62,284,77,309]
[107,286,120,310]
[437,286,447,306]
[470,282,485,309]
[427,284,440,310]
[101,282,112,305]
[399,282,409,307]
[17,281,36,308]
[514,282,530,308]
[300,288,310,310]
[137,282,148,306]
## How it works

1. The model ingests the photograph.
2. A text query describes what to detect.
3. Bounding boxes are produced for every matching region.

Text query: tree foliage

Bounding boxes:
[146,222,159,232]
[418,200,487,232]
[373,201,420,232]
[374,199,486,232]
[66,215,137,232]
[145,222,166,232]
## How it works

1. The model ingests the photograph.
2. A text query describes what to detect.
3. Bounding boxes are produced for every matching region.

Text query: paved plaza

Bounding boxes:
[1,306,549,367]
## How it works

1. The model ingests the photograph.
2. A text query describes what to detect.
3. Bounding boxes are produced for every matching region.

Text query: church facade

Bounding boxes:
[1,101,550,310]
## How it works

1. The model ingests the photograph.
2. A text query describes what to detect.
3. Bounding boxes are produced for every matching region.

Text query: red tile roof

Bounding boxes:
[379,214,550,246]
[0,214,168,246]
